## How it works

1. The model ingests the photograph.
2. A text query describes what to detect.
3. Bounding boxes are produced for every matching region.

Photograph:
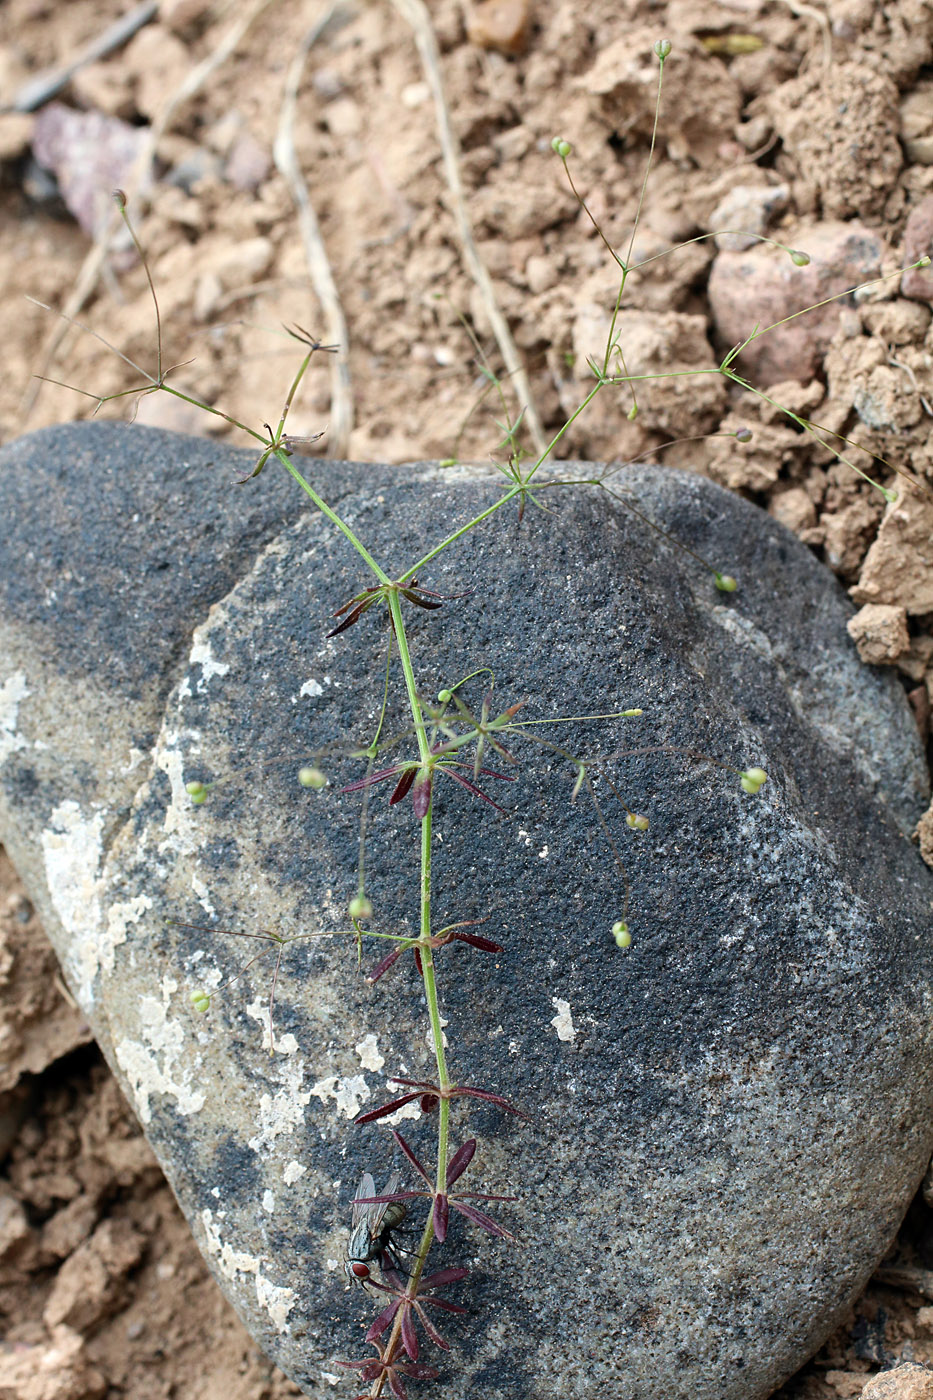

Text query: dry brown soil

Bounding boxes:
[2,0,933,1397]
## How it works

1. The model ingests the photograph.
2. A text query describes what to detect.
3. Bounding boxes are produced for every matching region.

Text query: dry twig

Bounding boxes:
[273,7,354,458]
[389,0,549,459]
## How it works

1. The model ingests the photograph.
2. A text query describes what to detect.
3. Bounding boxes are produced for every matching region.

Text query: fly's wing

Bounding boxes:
[351,1172,376,1227]
[365,1170,402,1240]
[380,1171,400,1199]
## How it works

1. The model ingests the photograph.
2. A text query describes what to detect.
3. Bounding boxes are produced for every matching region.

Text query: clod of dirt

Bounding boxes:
[769,487,819,537]
[466,0,531,54]
[897,634,933,683]
[0,1186,32,1264]
[0,1324,106,1400]
[120,24,190,123]
[902,198,933,303]
[851,492,933,614]
[768,62,901,220]
[709,182,790,252]
[824,332,930,435]
[0,113,34,162]
[860,1362,933,1398]
[571,308,727,434]
[706,412,800,493]
[68,61,135,121]
[708,223,884,385]
[901,84,933,165]
[860,301,932,346]
[471,153,576,239]
[43,1219,145,1334]
[160,0,214,34]
[581,29,741,167]
[705,379,824,495]
[846,604,911,666]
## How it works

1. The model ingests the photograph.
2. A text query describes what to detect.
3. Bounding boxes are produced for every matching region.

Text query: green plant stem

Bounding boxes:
[273,449,392,585]
[159,384,268,442]
[360,601,450,1400]
[385,593,451,1167]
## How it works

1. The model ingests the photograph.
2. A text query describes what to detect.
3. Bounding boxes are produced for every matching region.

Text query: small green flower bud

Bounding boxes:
[550,137,572,159]
[185,780,205,797]
[789,249,810,266]
[918,255,932,268]
[715,573,738,592]
[439,458,457,468]
[349,894,374,922]
[612,919,632,948]
[881,486,898,504]
[190,991,211,1013]
[298,766,327,789]
[622,708,643,717]
[627,403,638,421]
[740,766,767,794]
[437,689,453,704]
[654,38,672,59]
[626,813,650,831]
[734,427,752,442]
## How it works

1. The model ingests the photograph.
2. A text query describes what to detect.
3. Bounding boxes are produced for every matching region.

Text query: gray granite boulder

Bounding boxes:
[1,421,932,1400]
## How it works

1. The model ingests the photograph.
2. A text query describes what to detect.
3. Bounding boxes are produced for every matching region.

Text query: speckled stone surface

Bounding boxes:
[2,422,932,1400]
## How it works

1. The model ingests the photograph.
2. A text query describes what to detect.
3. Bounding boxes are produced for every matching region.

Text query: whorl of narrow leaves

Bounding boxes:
[354,1076,529,1125]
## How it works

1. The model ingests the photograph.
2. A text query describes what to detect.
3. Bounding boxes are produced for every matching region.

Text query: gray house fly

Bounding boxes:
[345,1171,408,1285]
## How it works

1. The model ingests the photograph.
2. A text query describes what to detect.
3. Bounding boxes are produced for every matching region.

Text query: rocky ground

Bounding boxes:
[1,0,933,1396]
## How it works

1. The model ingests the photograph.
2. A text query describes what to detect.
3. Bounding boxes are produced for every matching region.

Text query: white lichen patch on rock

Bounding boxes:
[156,734,204,846]
[283,1160,307,1185]
[41,799,107,1007]
[0,670,29,764]
[190,869,216,916]
[189,624,231,689]
[200,1207,296,1333]
[550,997,577,1042]
[114,973,207,1124]
[298,677,325,698]
[248,1056,313,1153]
[355,1032,384,1071]
[309,1072,371,1120]
[105,895,153,974]
[245,996,300,1056]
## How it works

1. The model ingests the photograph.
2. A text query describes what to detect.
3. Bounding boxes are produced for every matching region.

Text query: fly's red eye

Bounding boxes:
[350,1262,370,1279]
